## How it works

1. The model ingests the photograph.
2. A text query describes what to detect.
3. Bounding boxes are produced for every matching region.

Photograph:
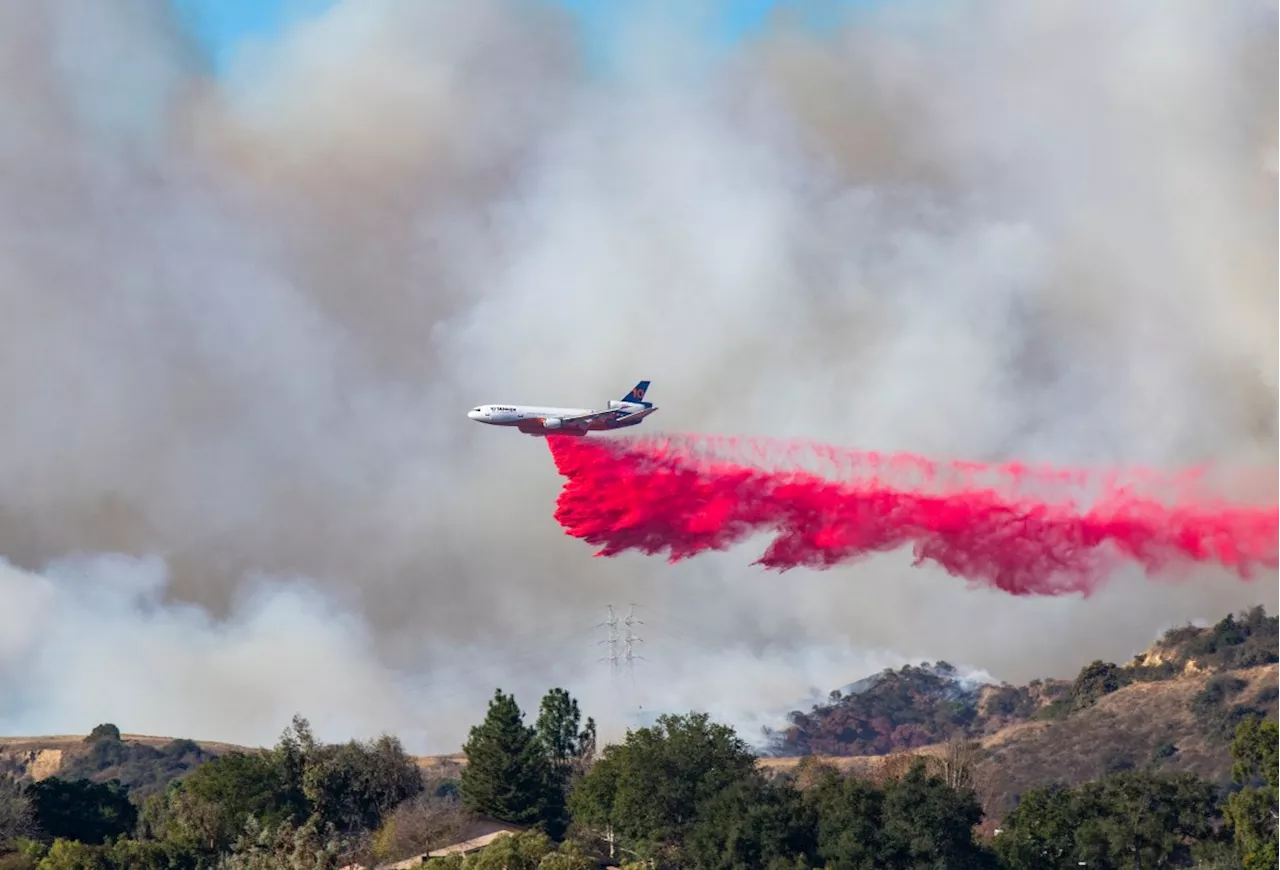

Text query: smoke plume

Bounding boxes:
[0,0,1275,752]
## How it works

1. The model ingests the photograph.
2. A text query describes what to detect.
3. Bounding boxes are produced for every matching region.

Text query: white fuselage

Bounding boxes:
[472,404,593,424]
[467,400,655,436]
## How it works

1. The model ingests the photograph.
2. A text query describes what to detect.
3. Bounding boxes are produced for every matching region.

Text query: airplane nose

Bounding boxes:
[467,409,480,420]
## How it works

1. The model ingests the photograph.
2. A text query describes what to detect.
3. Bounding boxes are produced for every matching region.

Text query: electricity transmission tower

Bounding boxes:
[597,604,621,676]
[598,603,646,684]
[621,604,645,686]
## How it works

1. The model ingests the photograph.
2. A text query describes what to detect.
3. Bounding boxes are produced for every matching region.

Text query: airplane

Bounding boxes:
[467,380,657,436]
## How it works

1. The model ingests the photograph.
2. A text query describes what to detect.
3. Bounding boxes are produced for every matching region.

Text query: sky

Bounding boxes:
[1,0,1270,753]
[170,0,837,73]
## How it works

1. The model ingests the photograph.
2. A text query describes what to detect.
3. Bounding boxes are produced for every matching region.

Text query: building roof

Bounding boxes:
[340,818,527,870]
[426,826,521,857]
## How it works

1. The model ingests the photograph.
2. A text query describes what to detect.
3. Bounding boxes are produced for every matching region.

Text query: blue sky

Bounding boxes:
[170,0,843,75]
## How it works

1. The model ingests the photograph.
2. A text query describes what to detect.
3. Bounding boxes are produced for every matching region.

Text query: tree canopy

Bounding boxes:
[460,689,561,835]
[0,636,1274,870]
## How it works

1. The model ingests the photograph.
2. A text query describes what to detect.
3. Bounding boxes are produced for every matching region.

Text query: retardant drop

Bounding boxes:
[546,434,1279,597]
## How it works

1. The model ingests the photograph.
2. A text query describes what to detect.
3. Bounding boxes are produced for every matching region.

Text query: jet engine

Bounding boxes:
[541,417,563,429]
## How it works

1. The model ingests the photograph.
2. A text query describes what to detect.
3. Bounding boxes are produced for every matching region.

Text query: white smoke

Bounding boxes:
[0,0,1274,753]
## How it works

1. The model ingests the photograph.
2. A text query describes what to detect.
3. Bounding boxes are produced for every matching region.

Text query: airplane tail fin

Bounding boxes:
[621,380,652,406]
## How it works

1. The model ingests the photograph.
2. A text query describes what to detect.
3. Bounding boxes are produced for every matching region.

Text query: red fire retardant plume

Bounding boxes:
[546,434,1279,597]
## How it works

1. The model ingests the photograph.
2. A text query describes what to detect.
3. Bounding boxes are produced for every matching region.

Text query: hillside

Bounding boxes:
[755,605,1279,819]
[0,725,241,799]
[759,662,1278,819]
[0,727,467,795]
[976,663,1278,811]
[766,605,1278,758]
[762,660,1064,752]
[1,606,1275,823]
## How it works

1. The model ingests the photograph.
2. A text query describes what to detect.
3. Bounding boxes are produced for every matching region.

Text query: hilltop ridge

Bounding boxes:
[766,605,1277,758]
[750,606,1278,815]
[0,728,465,795]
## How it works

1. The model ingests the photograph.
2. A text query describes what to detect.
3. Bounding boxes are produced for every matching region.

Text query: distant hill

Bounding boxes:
[766,605,1278,758]
[758,606,1278,819]
[976,663,1277,811]
[765,658,1052,758]
[758,661,1279,821]
[0,725,241,799]
[0,725,467,798]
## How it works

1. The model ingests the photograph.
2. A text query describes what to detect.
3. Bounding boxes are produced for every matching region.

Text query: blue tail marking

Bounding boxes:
[621,380,652,407]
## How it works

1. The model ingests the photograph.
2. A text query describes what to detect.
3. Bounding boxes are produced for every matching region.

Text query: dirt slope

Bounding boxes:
[759,663,1279,819]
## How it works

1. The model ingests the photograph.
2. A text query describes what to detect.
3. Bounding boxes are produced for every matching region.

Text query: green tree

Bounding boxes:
[139,714,420,862]
[187,751,293,830]
[1224,716,1279,870]
[31,839,103,870]
[423,856,465,870]
[879,758,993,870]
[84,726,120,744]
[141,716,312,859]
[460,690,557,834]
[683,777,818,870]
[465,830,553,870]
[567,712,759,858]
[139,750,292,856]
[992,785,1084,870]
[0,777,36,852]
[25,837,195,870]
[421,831,564,870]
[141,780,224,856]
[804,767,884,870]
[98,838,199,870]
[997,769,1224,870]
[536,839,599,870]
[536,689,583,771]
[1084,771,1220,869]
[24,779,136,847]
[536,689,596,779]
[1070,660,1126,711]
[534,688,596,838]
[218,814,343,870]
[301,734,423,835]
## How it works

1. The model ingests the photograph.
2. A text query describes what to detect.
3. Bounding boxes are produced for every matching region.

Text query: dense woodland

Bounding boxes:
[0,608,1276,870]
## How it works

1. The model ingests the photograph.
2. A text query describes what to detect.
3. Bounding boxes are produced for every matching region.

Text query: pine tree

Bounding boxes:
[534,688,597,839]
[575,717,597,776]
[536,689,582,771]
[460,689,558,834]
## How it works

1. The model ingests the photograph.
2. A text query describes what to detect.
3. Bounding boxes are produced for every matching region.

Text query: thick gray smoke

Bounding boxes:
[0,0,1275,752]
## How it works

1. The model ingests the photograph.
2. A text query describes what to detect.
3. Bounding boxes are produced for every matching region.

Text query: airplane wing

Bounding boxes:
[556,409,620,425]
[614,407,655,422]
